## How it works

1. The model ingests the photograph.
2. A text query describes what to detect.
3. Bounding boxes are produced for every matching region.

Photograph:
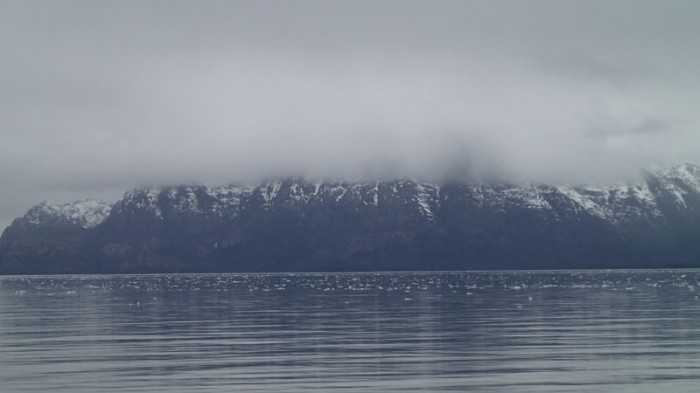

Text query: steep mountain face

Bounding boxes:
[0,201,112,273]
[1,165,699,274]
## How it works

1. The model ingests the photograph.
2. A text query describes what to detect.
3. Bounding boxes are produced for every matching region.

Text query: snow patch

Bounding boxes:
[328,185,348,202]
[414,182,439,221]
[557,183,662,222]
[505,185,552,210]
[123,188,163,218]
[166,187,201,213]
[260,181,282,204]
[25,200,112,229]
[206,185,252,216]
[647,164,700,208]
[372,183,379,207]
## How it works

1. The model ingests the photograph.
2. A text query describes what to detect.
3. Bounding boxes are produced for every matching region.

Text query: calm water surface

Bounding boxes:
[2,270,700,392]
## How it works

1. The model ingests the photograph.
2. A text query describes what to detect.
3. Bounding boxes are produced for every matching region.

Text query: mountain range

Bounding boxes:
[1,164,700,274]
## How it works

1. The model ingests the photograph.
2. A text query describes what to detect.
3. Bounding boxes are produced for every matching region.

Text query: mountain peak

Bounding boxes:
[21,199,112,229]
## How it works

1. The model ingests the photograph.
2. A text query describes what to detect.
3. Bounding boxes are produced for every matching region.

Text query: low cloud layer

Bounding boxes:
[1,0,700,228]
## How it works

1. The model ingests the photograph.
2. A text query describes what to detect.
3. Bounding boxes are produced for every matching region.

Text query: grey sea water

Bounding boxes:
[1,270,700,392]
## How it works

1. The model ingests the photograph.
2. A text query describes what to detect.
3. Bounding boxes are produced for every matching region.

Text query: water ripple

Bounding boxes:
[1,270,700,392]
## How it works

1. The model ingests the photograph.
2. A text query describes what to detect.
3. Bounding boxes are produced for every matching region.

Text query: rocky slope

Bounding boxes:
[1,164,699,274]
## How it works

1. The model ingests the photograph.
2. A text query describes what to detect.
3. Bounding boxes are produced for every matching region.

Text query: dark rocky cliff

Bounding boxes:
[2,165,699,274]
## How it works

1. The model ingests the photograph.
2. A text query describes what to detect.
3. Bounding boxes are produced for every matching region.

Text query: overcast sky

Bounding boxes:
[1,0,699,229]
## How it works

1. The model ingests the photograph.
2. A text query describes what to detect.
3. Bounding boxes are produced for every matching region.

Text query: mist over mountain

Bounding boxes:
[2,1,700,231]
[2,164,699,274]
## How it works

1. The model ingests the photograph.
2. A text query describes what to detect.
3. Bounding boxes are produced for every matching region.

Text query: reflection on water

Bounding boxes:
[2,271,700,392]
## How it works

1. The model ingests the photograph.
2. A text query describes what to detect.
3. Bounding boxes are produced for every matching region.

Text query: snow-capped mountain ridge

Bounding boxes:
[16,164,700,231]
[4,164,700,274]
[556,183,662,222]
[20,200,112,229]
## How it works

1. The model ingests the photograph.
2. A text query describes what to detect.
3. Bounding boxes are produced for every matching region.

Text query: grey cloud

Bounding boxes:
[1,0,700,228]
[535,51,640,88]
[584,117,672,138]
[631,119,671,135]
